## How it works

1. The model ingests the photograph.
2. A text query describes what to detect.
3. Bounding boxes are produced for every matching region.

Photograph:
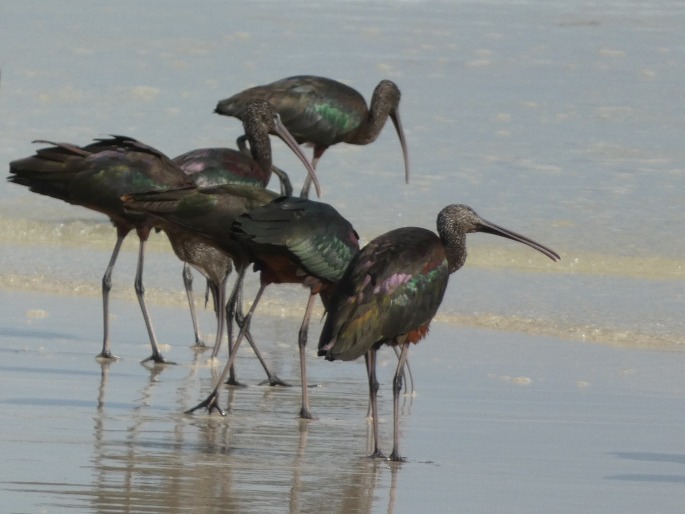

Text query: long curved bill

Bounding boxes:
[272,113,322,198]
[390,109,410,184]
[478,219,560,261]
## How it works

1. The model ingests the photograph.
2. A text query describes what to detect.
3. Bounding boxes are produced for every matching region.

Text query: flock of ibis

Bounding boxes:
[8,75,560,461]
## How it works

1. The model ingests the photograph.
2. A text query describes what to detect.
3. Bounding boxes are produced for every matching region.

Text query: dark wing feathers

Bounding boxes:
[319,227,449,361]
[9,137,192,215]
[123,185,278,257]
[216,75,368,146]
[233,196,359,282]
[172,148,269,188]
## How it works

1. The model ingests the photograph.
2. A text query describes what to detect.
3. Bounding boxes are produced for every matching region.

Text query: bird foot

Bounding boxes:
[258,376,292,387]
[141,353,176,365]
[191,340,208,351]
[95,350,119,361]
[298,407,316,420]
[388,451,406,463]
[224,377,248,388]
[368,449,386,460]
[184,391,226,416]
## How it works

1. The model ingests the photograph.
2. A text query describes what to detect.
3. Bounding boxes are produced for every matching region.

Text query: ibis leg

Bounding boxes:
[234,282,289,386]
[186,282,267,415]
[389,342,410,462]
[392,346,415,395]
[271,164,293,196]
[366,349,384,459]
[222,269,245,385]
[182,263,206,348]
[136,234,173,365]
[208,277,227,358]
[220,269,288,386]
[297,291,317,419]
[298,147,324,198]
[97,228,128,360]
[211,268,245,359]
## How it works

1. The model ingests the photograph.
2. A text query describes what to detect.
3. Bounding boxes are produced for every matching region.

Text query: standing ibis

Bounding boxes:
[228,195,360,418]
[122,184,284,386]
[169,195,360,418]
[169,100,319,359]
[8,136,193,363]
[318,204,560,461]
[215,75,410,198]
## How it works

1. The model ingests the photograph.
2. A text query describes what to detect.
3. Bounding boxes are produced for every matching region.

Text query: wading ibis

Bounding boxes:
[318,204,560,461]
[215,75,409,198]
[166,195,360,418]
[169,100,318,361]
[123,184,287,387]
[8,136,193,363]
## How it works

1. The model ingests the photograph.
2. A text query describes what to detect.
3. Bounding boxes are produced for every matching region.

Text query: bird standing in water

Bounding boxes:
[167,100,318,369]
[8,136,193,363]
[163,195,359,417]
[318,204,560,461]
[215,75,410,198]
[229,195,360,418]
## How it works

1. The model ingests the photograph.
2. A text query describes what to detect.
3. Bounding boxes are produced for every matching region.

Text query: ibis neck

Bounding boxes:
[443,231,467,274]
[248,134,273,179]
[353,98,393,145]
[354,108,390,144]
[353,81,400,145]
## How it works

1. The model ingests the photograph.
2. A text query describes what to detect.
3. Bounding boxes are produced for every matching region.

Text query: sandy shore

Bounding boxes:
[1,289,684,513]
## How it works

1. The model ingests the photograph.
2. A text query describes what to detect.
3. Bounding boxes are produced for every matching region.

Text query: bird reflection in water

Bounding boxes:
[86,363,402,512]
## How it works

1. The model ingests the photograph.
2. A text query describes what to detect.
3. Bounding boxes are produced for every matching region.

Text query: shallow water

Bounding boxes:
[2,290,685,513]
[1,0,685,512]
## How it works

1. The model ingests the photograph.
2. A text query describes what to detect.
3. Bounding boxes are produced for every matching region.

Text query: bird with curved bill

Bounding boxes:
[215,75,410,198]
[318,204,560,462]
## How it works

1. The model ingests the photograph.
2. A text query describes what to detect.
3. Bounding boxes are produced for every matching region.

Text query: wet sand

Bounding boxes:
[2,289,684,513]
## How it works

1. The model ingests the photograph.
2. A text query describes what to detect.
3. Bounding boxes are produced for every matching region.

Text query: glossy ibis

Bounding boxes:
[177,195,359,418]
[8,136,193,363]
[215,75,409,197]
[174,99,320,196]
[229,195,359,418]
[170,100,319,359]
[318,204,560,461]
[122,184,286,386]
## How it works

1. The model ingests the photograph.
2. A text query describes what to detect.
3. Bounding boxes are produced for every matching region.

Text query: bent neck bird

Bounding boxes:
[174,99,319,196]
[170,99,320,351]
[8,136,194,364]
[317,204,560,461]
[122,184,285,386]
[215,75,409,198]
[182,195,360,418]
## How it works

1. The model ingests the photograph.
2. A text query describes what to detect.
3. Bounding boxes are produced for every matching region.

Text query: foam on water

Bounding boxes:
[1,211,683,348]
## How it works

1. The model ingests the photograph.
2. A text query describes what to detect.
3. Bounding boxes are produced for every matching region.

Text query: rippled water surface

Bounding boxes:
[1,0,684,512]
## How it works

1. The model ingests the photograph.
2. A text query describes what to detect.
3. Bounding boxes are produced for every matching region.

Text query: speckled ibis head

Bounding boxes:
[243,99,322,198]
[437,204,560,273]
